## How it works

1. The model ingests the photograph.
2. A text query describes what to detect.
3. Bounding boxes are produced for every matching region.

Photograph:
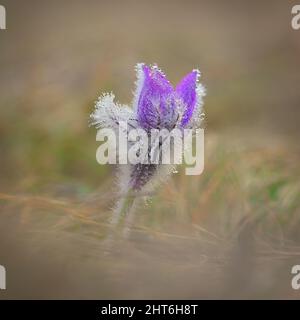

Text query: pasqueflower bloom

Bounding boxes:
[91,63,205,193]
[90,63,205,239]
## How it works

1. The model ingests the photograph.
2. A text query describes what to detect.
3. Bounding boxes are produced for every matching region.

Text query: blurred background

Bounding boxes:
[0,0,300,299]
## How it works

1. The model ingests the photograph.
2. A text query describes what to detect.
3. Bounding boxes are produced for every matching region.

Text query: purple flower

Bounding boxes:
[91,63,205,192]
[135,64,204,130]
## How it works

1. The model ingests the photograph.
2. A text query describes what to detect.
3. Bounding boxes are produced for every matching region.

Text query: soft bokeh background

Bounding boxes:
[0,0,300,299]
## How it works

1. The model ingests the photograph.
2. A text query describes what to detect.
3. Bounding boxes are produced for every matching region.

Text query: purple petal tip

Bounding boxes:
[176,70,199,127]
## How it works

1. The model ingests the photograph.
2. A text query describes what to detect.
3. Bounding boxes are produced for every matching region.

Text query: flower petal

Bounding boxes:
[176,70,199,127]
[90,93,136,131]
[136,64,175,130]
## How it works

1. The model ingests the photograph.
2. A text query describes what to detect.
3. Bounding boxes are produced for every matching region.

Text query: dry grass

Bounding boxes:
[1,133,300,299]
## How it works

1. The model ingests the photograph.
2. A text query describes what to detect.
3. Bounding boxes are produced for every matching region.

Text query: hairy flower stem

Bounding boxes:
[122,196,140,238]
[111,193,136,226]
[104,192,139,251]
